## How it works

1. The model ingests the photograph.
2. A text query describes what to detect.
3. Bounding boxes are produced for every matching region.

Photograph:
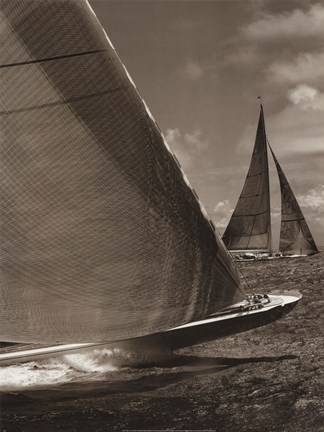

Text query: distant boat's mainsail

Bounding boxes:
[222,105,271,252]
[268,146,318,256]
[222,104,318,257]
[0,0,245,344]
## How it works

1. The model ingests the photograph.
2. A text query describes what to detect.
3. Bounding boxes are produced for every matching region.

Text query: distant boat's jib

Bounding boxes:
[0,0,245,344]
[268,146,318,256]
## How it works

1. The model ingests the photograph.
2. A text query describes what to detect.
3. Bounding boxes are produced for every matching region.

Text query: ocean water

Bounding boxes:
[1,252,322,393]
[0,345,173,391]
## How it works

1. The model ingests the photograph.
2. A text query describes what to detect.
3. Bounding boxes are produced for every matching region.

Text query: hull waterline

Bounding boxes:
[0,292,301,366]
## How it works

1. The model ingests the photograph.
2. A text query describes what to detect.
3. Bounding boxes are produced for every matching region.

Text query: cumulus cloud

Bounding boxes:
[224,3,324,162]
[266,51,324,85]
[288,84,324,110]
[263,82,324,157]
[180,58,204,80]
[242,3,324,41]
[298,184,324,211]
[297,185,324,237]
[213,199,233,229]
[271,206,281,220]
[164,127,209,171]
[222,3,324,90]
[289,84,317,106]
[267,102,324,155]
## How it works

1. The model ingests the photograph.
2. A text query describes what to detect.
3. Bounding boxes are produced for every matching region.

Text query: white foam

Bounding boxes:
[0,345,174,390]
[62,348,120,372]
[0,359,73,391]
[63,344,173,370]
[0,349,119,390]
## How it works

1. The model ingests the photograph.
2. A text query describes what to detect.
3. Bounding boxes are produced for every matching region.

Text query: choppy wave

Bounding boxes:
[0,344,173,391]
[0,359,73,390]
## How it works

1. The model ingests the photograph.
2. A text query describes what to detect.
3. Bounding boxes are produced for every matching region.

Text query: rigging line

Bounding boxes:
[236,263,252,291]
[0,49,106,68]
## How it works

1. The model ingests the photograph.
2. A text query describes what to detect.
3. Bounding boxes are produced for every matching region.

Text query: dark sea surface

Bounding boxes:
[0,252,323,431]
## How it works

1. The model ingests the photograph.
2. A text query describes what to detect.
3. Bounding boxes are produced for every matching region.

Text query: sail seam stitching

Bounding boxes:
[230,209,268,216]
[0,49,106,68]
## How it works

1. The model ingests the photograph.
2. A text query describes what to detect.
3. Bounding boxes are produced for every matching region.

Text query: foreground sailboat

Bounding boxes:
[223,103,318,259]
[0,0,301,365]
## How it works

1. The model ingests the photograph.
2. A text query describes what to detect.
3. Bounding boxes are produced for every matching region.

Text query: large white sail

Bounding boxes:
[0,0,245,344]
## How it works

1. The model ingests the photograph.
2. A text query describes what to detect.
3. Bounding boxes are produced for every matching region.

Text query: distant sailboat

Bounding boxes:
[223,103,318,258]
[0,0,301,364]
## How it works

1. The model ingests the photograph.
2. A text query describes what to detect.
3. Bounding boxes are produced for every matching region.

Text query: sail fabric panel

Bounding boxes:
[0,0,245,343]
[223,106,271,251]
[222,233,269,251]
[269,147,318,255]
[223,212,270,250]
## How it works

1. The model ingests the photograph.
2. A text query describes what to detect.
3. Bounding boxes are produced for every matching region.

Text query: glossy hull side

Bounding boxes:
[0,294,301,365]
[121,295,299,352]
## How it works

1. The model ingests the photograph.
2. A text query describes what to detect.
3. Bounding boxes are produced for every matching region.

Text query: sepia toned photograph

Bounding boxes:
[0,0,323,431]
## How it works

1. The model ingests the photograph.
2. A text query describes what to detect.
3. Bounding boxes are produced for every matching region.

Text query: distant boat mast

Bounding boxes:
[223,98,318,256]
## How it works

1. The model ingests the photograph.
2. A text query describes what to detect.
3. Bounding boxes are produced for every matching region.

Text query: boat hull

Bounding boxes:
[0,293,301,365]
[121,292,300,352]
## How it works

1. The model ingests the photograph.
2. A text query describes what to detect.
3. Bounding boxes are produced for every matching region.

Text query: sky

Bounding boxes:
[90,0,324,247]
